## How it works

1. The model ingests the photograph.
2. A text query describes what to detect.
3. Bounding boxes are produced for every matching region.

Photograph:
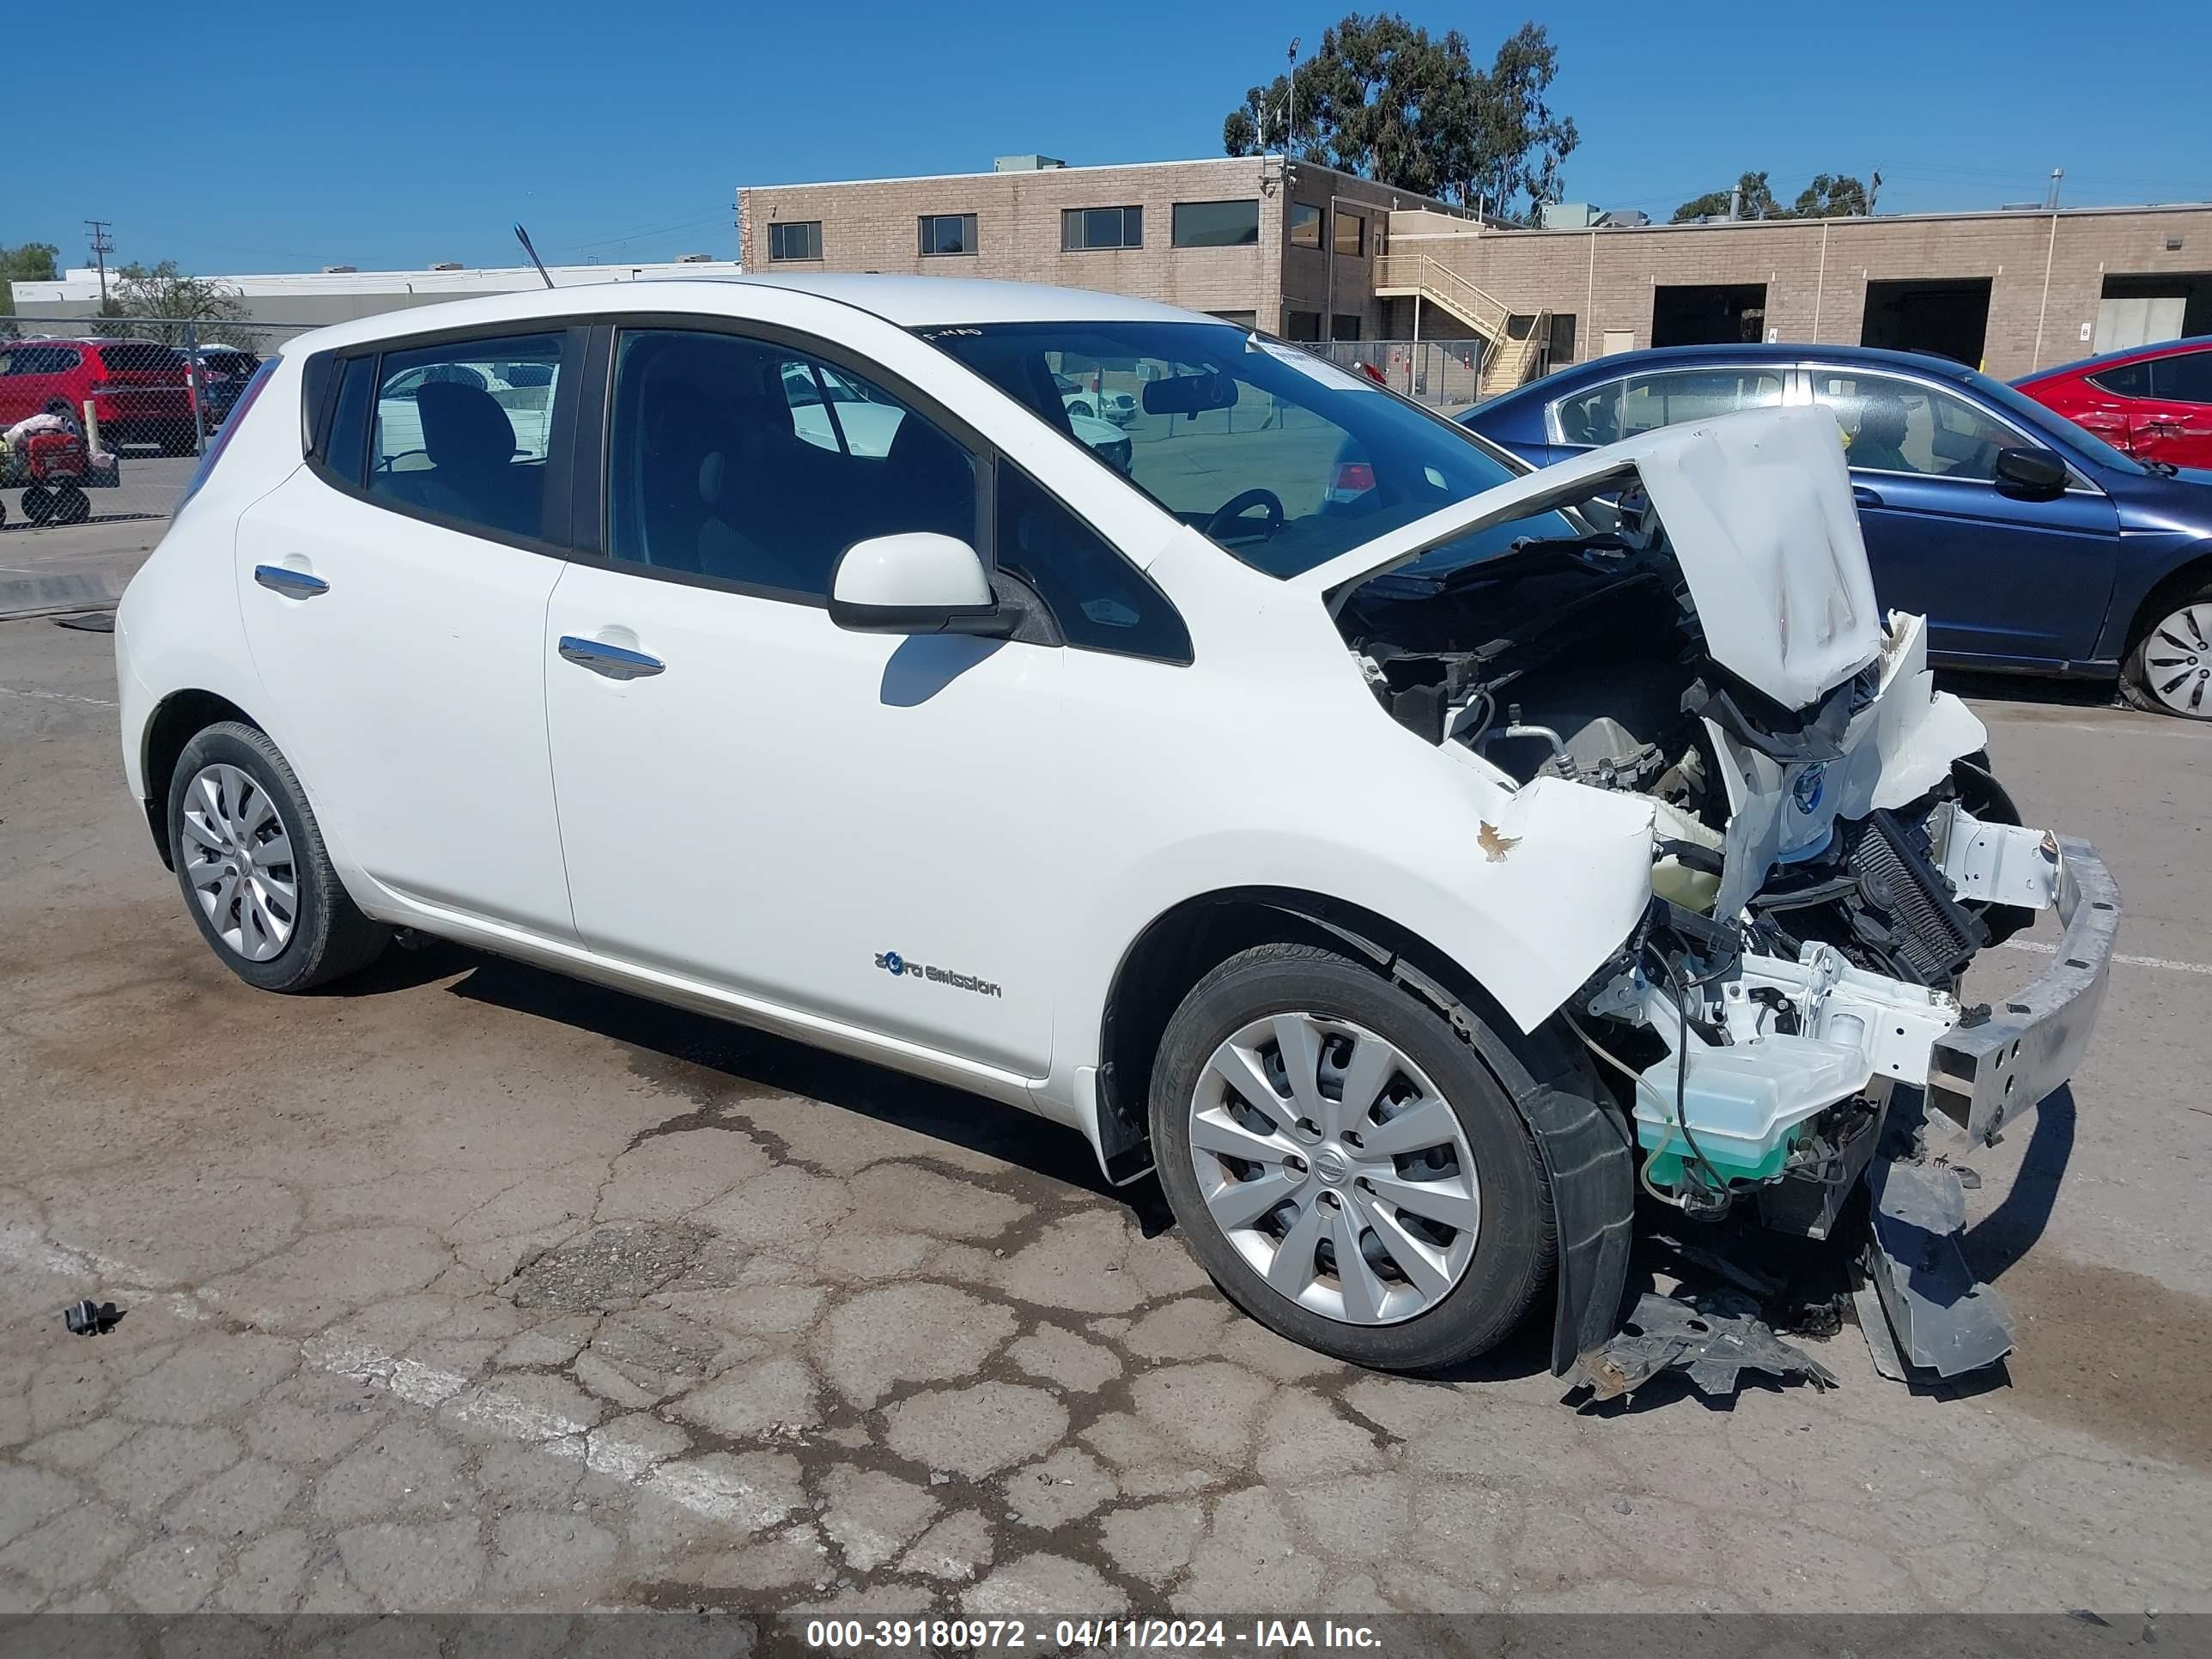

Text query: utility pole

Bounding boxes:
[1867,170,1882,216]
[1285,38,1300,158]
[84,220,113,309]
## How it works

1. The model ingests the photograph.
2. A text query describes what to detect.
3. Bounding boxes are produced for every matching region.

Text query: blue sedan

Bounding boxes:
[1456,343,2212,718]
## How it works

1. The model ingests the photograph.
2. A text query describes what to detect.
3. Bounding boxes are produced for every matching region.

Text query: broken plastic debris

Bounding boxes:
[62,1298,123,1336]
[1571,1291,1838,1403]
[1476,821,1521,861]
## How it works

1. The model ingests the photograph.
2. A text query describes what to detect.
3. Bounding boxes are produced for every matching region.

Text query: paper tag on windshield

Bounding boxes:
[1246,335,1377,393]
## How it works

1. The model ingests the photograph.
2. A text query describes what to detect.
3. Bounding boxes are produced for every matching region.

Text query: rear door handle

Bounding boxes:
[558,635,665,680]
[253,563,328,599]
[1852,485,1884,508]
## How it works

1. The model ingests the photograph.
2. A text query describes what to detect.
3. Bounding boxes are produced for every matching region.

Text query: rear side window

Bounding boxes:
[996,463,1189,663]
[97,343,185,375]
[313,356,375,483]
[368,333,562,541]
[1,345,81,375]
[1554,380,1626,446]
[2087,362,2152,398]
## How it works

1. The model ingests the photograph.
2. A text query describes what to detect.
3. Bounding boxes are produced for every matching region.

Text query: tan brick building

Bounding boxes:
[735,155,1469,344]
[1379,202,2212,380]
[737,155,2212,387]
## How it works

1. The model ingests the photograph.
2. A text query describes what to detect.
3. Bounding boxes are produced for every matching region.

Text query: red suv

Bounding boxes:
[2015,336,2212,471]
[0,337,198,455]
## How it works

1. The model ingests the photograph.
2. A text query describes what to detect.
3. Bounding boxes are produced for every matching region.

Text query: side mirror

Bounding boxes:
[1993,446,2068,499]
[828,533,1016,637]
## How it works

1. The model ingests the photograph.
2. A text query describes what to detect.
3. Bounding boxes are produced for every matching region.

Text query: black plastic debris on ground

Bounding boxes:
[1571,1290,1839,1405]
[63,1298,123,1336]
[52,611,115,633]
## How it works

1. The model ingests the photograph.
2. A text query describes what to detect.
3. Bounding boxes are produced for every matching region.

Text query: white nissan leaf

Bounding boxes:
[116,276,2118,1383]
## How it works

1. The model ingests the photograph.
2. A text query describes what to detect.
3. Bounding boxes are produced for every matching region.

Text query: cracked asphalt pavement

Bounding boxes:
[3,617,2209,1616]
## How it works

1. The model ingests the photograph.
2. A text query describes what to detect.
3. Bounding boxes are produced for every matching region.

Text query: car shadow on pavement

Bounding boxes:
[1964,1081,2075,1283]
[398,939,1127,1202]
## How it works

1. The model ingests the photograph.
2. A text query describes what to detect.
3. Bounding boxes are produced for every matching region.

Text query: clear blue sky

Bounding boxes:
[33,0,2212,276]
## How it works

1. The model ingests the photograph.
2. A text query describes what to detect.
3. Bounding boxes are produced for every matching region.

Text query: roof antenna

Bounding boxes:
[513,222,554,289]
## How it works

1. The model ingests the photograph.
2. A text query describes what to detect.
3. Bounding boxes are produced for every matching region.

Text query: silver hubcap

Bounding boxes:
[1188,1012,1480,1326]
[2144,603,2212,716]
[179,763,296,962]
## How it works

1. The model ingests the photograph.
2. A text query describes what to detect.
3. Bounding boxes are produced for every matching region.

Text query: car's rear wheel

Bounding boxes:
[2122,586,2212,719]
[1149,943,1553,1371]
[167,721,389,992]
[158,422,199,458]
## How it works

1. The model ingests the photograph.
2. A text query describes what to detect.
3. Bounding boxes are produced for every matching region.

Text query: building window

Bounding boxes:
[1333,210,1364,257]
[1547,313,1577,366]
[1171,200,1260,248]
[1289,204,1322,248]
[1061,206,1142,251]
[1330,314,1362,342]
[768,221,822,262]
[919,214,978,257]
[1207,311,1258,329]
[1283,311,1322,343]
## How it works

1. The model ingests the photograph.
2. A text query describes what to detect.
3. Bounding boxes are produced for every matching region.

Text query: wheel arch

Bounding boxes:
[140,690,262,868]
[2116,544,2212,661]
[1094,884,1633,1376]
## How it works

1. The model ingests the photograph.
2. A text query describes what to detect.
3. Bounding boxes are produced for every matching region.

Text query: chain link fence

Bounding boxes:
[1309,338,1492,410]
[0,315,319,531]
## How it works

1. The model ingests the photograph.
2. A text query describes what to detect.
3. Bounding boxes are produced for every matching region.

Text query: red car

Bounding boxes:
[2015,336,2212,471]
[0,337,198,455]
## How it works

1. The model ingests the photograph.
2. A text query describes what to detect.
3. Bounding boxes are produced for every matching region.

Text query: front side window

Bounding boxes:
[769,221,822,262]
[1808,371,2016,482]
[1619,368,1784,436]
[919,214,978,257]
[2151,350,2212,404]
[605,328,975,599]
[1172,200,1260,248]
[368,332,562,539]
[997,463,1189,663]
[926,319,1567,581]
[1062,206,1142,251]
[1289,204,1322,248]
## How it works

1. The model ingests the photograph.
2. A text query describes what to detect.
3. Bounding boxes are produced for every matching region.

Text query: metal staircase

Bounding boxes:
[1374,254,1549,398]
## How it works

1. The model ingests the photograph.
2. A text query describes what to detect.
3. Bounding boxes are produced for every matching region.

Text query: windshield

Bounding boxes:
[922,320,1574,579]
[1966,365,2146,477]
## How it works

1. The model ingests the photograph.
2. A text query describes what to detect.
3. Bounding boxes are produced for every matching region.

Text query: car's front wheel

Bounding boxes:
[2123,586,2212,719]
[1149,943,1553,1371]
[167,721,390,992]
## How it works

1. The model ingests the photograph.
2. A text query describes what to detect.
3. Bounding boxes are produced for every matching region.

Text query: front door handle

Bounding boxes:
[1852,485,1884,509]
[253,563,328,599]
[558,635,665,680]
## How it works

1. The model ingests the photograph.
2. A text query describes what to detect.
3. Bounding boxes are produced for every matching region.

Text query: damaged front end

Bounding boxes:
[1313,405,2122,1392]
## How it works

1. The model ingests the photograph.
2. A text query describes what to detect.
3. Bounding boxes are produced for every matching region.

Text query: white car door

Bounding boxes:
[544,325,1092,1078]
[233,329,580,938]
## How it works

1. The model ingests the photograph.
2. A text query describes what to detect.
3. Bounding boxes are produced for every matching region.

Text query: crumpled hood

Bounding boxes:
[1294,404,1885,710]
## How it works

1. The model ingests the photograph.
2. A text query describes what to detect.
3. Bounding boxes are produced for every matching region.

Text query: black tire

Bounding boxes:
[166,721,390,993]
[1149,942,1553,1371]
[2119,579,2212,720]
[158,423,200,458]
[20,484,54,525]
[54,485,90,526]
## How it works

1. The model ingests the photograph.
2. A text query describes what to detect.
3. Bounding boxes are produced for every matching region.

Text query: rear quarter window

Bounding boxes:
[98,343,185,374]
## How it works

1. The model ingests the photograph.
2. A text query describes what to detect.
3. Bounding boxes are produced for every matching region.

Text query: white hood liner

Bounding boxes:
[1297,404,1885,712]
